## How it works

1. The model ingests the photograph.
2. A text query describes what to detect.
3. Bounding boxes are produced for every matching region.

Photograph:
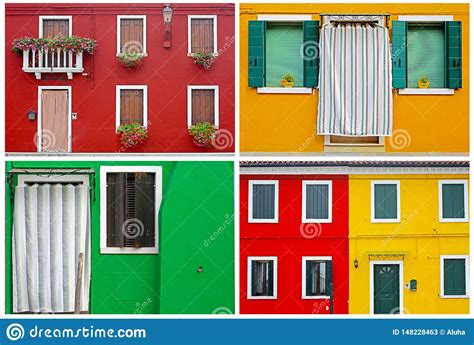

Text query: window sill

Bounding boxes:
[100,247,158,254]
[302,219,332,224]
[257,87,313,94]
[248,218,279,224]
[398,88,454,95]
[302,295,331,300]
[371,219,401,224]
[187,52,218,57]
[116,52,148,57]
[439,218,469,223]
[440,295,469,299]
[247,296,277,300]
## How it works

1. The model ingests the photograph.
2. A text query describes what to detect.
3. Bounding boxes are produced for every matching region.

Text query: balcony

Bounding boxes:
[22,48,84,80]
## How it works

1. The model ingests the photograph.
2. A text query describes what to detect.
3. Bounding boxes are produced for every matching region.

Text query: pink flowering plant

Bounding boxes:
[12,35,96,55]
[117,123,148,149]
[188,122,217,147]
[192,50,216,69]
[117,51,145,69]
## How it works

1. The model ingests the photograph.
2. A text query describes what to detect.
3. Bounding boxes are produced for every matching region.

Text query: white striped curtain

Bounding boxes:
[13,184,91,313]
[317,23,393,136]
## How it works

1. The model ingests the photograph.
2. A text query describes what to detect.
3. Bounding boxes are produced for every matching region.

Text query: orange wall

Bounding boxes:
[240,3,469,153]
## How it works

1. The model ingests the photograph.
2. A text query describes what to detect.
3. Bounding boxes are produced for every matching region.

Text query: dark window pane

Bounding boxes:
[444,259,466,296]
[251,260,274,296]
[442,184,465,219]
[374,184,398,219]
[106,172,155,248]
[306,184,329,220]
[252,184,275,219]
[306,260,330,296]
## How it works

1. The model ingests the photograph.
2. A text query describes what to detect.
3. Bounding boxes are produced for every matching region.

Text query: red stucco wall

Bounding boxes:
[5,3,235,153]
[240,174,349,314]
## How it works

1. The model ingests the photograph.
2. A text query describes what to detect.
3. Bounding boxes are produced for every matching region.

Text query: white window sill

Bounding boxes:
[439,218,469,223]
[398,88,454,95]
[371,219,401,224]
[257,87,313,94]
[440,295,469,299]
[100,247,158,254]
[187,52,218,57]
[302,219,332,224]
[302,295,331,300]
[247,296,277,300]
[248,218,279,223]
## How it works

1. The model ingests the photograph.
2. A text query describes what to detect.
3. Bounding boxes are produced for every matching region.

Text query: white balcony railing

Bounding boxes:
[22,48,84,80]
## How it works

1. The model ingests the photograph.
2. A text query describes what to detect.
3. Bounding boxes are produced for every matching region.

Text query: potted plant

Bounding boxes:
[280,73,295,87]
[12,35,96,55]
[188,122,217,147]
[117,51,145,69]
[117,123,148,149]
[417,76,430,88]
[192,50,216,69]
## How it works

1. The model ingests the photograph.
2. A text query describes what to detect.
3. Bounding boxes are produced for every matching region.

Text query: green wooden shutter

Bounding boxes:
[442,184,465,219]
[303,20,320,88]
[391,21,407,88]
[374,184,398,219]
[248,20,265,87]
[446,21,462,89]
[444,259,466,296]
[325,260,333,297]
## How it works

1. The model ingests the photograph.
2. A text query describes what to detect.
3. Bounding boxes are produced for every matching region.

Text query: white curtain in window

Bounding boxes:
[317,23,393,136]
[13,184,91,313]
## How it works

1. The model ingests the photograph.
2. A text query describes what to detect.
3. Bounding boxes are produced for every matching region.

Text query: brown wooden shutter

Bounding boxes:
[120,19,144,53]
[42,19,70,38]
[120,89,144,125]
[330,135,379,144]
[191,18,214,53]
[191,89,215,125]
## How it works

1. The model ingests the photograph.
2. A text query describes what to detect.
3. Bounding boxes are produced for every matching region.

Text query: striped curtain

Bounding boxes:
[317,23,393,136]
[13,184,91,313]
[42,19,70,38]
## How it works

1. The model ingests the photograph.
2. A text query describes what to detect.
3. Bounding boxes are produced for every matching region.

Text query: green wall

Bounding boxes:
[5,161,234,314]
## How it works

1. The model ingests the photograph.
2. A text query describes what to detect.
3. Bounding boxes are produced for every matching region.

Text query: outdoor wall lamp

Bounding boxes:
[353,259,359,269]
[162,3,173,48]
[197,266,203,273]
[27,110,36,121]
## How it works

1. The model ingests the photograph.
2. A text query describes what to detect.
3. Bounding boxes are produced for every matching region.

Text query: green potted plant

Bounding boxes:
[117,51,145,69]
[188,122,217,147]
[280,73,295,87]
[417,76,430,88]
[117,123,148,149]
[192,50,216,69]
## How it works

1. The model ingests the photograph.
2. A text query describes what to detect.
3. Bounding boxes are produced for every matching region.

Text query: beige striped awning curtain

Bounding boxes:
[191,89,215,125]
[120,89,144,125]
[317,23,393,136]
[190,18,214,53]
[42,19,70,38]
[120,19,144,54]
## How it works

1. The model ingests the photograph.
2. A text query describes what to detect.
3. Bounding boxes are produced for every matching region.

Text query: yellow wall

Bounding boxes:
[348,174,469,314]
[240,4,469,153]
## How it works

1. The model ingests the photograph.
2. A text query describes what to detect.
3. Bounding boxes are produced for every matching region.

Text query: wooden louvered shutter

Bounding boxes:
[134,172,155,247]
[303,20,319,88]
[120,89,144,125]
[446,21,462,89]
[120,18,144,53]
[391,21,408,88]
[248,20,265,87]
[191,18,214,53]
[191,89,215,125]
[106,173,125,248]
[42,19,70,38]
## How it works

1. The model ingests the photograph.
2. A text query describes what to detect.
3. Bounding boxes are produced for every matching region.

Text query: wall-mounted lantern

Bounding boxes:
[353,259,359,269]
[163,3,173,48]
[27,110,36,121]
[197,266,203,273]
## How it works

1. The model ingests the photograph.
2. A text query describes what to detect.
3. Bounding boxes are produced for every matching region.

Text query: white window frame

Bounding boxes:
[440,255,469,298]
[187,15,218,55]
[187,85,219,128]
[247,256,278,299]
[116,15,147,56]
[115,85,148,129]
[256,15,313,94]
[397,15,455,95]
[248,180,279,223]
[37,86,72,153]
[371,180,401,223]
[302,181,332,223]
[438,180,469,222]
[39,15,72,37]
[369,260,404,314]
[100,166,162,254]
[301,256,332,299]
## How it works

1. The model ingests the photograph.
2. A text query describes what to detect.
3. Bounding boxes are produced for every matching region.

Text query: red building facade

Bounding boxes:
[240,168,349,314]
[5,3,235,153]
